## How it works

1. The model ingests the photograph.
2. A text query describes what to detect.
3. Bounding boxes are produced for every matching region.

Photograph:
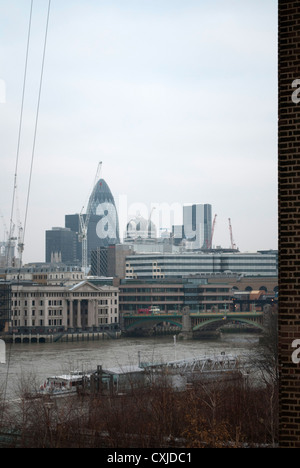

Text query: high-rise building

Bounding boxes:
[86,178,120,261]
[90,247,108,277]
[45,227,77,264]
[65,214,82,263]
[183,204,212,249]
[62,178,120,270]
[0,281,11,332]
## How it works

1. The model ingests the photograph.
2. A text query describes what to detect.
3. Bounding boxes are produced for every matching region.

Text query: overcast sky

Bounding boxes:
[0,0,277,264]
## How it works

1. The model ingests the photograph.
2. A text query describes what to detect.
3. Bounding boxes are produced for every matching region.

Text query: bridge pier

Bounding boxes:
[178,306,193,340]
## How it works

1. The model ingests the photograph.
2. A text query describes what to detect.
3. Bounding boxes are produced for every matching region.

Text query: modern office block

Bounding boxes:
[125,251,278,280]
[90,247,108,277]
[45,227,77,264]
[183,204,212,249]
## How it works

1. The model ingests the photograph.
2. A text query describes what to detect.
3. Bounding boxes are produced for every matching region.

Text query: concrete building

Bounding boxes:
[183,204,212,249]
[171,204,212,249]
[0,264,84,285]
[91,244,134,278]
[125,251,278,280]
[117,276,278,315]
[45,227,78,264]
[65,214,82,264]
[9,280,119,333]
[0,281,11,332]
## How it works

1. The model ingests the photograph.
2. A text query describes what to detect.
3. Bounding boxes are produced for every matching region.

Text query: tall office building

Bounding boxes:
[45,227,77,264]
[86,178,120,261]
[65,214,83,263]
[64,178,120,270]
[0,282,11,332]
[183,204,212,249]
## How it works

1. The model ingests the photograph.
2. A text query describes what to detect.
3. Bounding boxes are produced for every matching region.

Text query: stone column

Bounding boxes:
[69,299,74,329]
[62,298,68,329]
[77,299,82,328]
[94,300,99,327]
[87,299,94,328]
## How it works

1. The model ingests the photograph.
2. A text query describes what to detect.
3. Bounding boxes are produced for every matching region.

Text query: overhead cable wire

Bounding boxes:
[21,0,52,266]
[1,0,34,426]
[6,0,34,268]
[1,0,52,425]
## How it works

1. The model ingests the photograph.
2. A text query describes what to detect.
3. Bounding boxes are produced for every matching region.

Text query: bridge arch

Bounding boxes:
[192,316,265,332]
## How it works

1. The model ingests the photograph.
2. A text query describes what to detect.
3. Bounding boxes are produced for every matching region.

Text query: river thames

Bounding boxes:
[0,333,260,400]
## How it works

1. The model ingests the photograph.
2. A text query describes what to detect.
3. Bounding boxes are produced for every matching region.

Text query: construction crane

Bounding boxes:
[228,218,237,250]
[148,207,156,239]
[206,214,217,249]
[15,194,24,265]
[79,161,102,275]
[17,224,24,262]
[5,224,17,267]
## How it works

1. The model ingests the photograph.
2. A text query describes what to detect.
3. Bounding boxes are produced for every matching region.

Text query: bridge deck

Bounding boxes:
[123,311,264,332]
[124,312,263,318]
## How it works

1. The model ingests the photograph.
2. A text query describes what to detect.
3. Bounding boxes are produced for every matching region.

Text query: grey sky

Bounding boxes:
[0,0,277,263]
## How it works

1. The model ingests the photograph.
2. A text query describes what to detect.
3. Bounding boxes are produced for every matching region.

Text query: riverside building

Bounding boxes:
[117,276,278,315]
[125,250,278,280]
[8,280,119,333]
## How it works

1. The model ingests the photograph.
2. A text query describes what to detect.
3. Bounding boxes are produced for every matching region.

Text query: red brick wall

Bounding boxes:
[279,1,300,448]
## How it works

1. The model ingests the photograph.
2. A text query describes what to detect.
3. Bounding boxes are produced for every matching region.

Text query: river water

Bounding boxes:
[0,333,260,400]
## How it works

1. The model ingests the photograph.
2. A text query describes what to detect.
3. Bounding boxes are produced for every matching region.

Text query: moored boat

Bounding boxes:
[39,371,90,396]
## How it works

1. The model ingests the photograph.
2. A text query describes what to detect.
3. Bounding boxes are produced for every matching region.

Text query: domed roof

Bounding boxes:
[126,213,157,240]
[87,178,115,215]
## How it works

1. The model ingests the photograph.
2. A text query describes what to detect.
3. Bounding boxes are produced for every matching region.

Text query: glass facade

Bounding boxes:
[183,204,212,249]
[45,228,77,264]
[0,282,11,331]
[118,278,233,314]
[86,179,120,259]
[125,251,278,279]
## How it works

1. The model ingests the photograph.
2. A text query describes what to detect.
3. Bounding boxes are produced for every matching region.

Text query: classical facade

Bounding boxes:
[9,280,119,332]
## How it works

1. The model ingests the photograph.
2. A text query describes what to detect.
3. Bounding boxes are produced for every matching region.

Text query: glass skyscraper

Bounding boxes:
[183,204,212,249]
[86,178,120,261]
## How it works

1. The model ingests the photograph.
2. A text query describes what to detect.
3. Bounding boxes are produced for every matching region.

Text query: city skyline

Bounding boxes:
[0,1,277,264]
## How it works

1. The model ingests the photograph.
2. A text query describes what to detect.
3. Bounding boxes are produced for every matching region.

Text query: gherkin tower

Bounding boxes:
[86,178,120,261]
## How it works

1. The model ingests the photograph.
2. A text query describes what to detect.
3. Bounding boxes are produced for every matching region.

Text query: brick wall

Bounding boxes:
[279,1,300,448]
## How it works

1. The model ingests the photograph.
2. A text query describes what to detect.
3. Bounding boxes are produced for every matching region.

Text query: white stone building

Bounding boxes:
[10,280,119,331]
